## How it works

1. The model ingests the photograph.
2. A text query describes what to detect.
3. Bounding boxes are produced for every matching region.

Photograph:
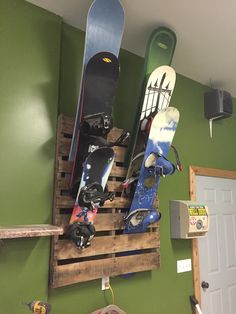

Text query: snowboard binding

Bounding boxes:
[109,130,130,147]
[124,208,161,233]
[145,145,182,177]
[80,112,113,136]
[70,131,130,199]
[66,222,96,249]
[123,145,182,194]
[78,182,114,208]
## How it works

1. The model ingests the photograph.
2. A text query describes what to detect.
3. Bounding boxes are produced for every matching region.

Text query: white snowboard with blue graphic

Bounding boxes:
[124,107,179,233]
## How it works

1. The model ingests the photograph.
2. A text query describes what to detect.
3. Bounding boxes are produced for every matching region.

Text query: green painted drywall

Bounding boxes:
[58,23,85,116]
[0,0,61,313]
[1,2,236,314]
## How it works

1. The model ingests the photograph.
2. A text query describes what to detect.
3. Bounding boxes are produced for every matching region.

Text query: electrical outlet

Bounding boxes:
[177,259,192,273]
[101,277,110,290]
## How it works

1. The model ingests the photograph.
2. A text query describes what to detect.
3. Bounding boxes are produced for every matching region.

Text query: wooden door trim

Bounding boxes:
[189,165,236,308]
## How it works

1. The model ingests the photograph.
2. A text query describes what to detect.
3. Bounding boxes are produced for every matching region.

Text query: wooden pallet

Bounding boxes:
[50,115,160,288]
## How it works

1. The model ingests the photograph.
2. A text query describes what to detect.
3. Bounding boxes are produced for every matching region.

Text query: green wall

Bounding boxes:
[1,1,236,314]
[0,0,61,313]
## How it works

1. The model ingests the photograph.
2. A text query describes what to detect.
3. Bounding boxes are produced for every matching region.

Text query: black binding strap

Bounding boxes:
[80,112,113,136]
[171,145,183,171]
[78,182,114,208]
[67,223,96,248]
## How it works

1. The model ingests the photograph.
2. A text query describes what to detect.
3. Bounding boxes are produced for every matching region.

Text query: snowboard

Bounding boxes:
[67,147,115,248]
[70,51,120,189]
[124,65,176,185]
[124,107,179,233]
[125,26,177,166]
[69,0,124,162]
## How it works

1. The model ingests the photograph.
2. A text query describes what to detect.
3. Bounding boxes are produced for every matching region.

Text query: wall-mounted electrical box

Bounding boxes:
[170,200,209,239]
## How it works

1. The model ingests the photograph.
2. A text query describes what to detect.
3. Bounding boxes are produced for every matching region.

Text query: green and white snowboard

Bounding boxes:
[125,26,177,166]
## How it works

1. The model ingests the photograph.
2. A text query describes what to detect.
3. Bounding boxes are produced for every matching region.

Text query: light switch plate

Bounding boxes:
[177,259,192,273]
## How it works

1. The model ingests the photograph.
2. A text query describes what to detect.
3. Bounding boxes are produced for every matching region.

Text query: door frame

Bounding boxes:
[189,165,236,307]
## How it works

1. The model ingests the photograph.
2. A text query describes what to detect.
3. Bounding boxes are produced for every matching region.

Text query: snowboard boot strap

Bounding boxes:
[171,145,183,171]
[122,176,139,189]
[66,223,96,249]
[124,209,161,233]
[78,182,114,208]
[80,112,113,136]
[145,152,176,177]
[141,116,154,134]
[108,130,130,147]
[145,145,182,177]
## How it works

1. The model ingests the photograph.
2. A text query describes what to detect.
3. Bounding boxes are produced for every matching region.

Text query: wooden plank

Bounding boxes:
[57,177,70,190]
[59,117,125,142]
[59,137,71,155]
[60,115,74,134]
[113,146,127,162]
[110,165,127,177]
[57,158,127,176]
[107,181,123,192]
[58,141,127,162]
[51,252,160,287]
[56,213,125,231]
[56,213,158,233]
[0,225,63,239]
[56,196,131,209]
[190,165,236,180]
[58,159,72,174]
[107,127,127,143]
[57,179,123,193]
[55,232,160,260]
[189,166,201,309]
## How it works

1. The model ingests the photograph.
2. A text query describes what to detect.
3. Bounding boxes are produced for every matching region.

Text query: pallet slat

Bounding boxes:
[52,252,160,288]
[55,232,159,260]
[59,137,127,160]
[57,179,123,192]
[56,196,131,209]
[56,213,126,231]
[50,114,160,287]
[56,213,158,232]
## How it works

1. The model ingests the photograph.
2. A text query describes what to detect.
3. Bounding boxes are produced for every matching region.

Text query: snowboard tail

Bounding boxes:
[67,147,115,248]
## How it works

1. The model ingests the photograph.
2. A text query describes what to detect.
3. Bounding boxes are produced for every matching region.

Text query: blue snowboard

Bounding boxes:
[69,0,125,161]
[124,107,179,233]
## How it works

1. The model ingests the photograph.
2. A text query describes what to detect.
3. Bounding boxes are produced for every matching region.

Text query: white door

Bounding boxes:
[196,175,236,314]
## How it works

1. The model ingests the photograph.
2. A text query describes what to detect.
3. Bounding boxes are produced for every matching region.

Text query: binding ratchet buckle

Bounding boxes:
[78,182,114,208]
[80,112,113,136]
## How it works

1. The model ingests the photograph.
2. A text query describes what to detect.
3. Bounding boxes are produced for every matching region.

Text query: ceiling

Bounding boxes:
[27,0,236,97]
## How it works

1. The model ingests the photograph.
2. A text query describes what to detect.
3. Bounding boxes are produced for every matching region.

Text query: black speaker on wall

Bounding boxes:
[204,89,233,120]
